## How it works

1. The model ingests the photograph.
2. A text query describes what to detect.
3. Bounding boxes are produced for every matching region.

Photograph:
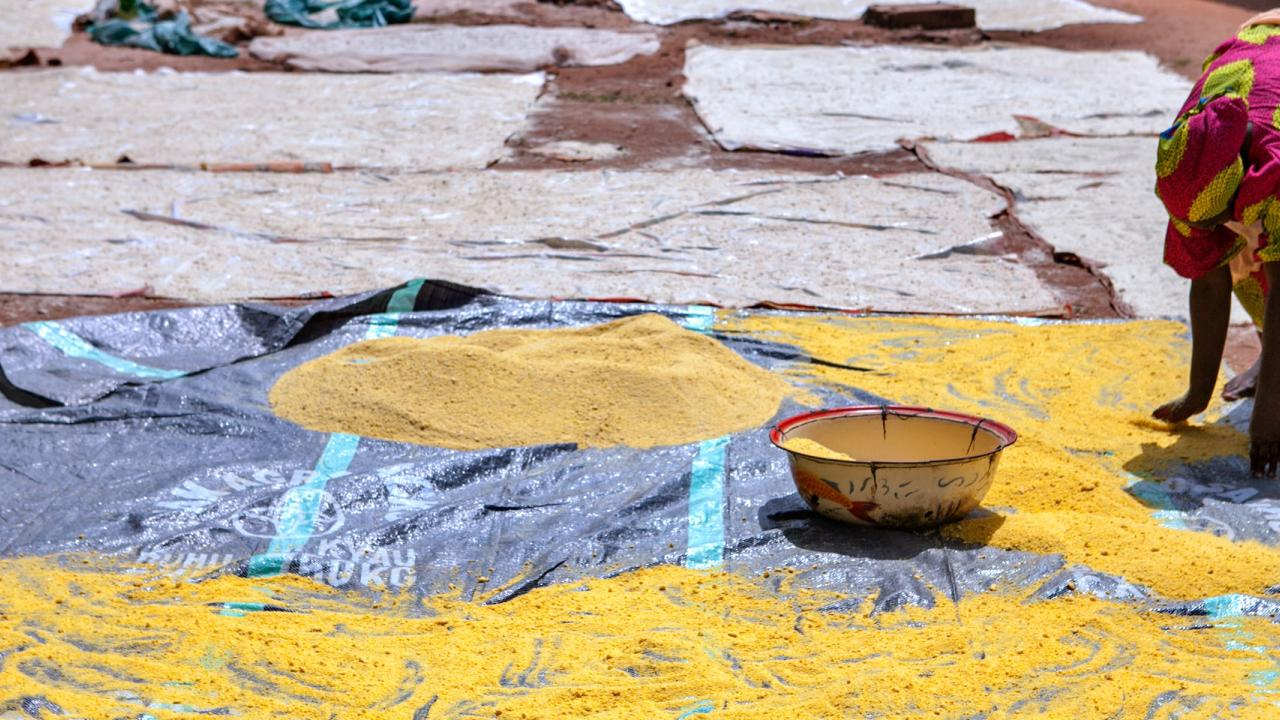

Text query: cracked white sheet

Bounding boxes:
[1,0,89,51]
[0,68,544,169]
[919,137,1250,323]
[249,24,661,73]
[683,44,1189,156]
[617,0,1140,31]
[0,167,1060,314]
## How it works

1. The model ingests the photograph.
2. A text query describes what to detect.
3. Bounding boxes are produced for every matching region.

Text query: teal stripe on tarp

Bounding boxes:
[1213,615,1280,697]
[1125,474,1190,530]
[147,702,201,713]
[675,701,715,719]
[677,307,729,571]
[247,432,361,577]
[23,280,422,381]
[23,321,186,380]
[214,601,285,617]
[1224,638,1280,694]
[1125,475,1177,511]
[387,279,424,314]
[364,314,403,341]
[1205,594,1266,619]
[686,435,729,570]
[220,602,267,611]
[247,286,421,578]
[682,305,716,335]
[1151,509,1190,530]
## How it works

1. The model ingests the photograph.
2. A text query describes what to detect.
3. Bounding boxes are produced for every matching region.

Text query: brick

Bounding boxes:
[863,4,977,30]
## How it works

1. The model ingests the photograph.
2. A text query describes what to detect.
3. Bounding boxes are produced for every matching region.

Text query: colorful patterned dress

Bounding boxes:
[1157,22,1280,327]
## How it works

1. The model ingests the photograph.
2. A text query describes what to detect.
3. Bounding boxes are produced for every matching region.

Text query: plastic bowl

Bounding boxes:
[770,406,1017,530]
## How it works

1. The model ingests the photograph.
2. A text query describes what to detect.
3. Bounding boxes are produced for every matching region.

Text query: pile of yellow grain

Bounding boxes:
[270,314,790,450]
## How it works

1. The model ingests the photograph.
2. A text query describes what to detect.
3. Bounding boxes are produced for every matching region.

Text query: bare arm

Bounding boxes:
[1154,264,1233,423]
[1250,262,1280,476]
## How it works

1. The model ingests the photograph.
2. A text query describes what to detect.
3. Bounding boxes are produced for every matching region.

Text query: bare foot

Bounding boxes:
[1251,440,1280,478]
[1251,385,1280,477]
[1224,357,1262,401]
[1153,392,1211,424]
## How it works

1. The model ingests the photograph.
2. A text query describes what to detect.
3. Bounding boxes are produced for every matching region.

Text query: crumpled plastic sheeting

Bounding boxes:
[683,43,1189,156]
[0,167,1062,314]
[918,137,1252,324]
[0,0,92,51]
[0,279,487,406]
[2,285,1275,615]
[617,0,1140,31]
[88,4,238,57]
[249,23,661,73]
[264,0,413,29]
[0,67,544,168]
[0,282,1100,610]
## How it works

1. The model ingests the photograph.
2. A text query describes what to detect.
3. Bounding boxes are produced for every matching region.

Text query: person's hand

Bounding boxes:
[1153,392,1211,423]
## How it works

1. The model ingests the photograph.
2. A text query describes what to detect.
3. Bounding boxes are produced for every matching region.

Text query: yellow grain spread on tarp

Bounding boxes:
[269,314,790,450]
[3,556,1280,719]
[724,313,1279,600]
[9,314,1280,717]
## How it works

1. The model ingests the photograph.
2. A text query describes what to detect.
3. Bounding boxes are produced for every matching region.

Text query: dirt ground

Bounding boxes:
[997,0,1255,75]
[0,0,1264,370]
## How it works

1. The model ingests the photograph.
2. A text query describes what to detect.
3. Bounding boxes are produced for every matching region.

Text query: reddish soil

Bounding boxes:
[4,32,278,72]
[0,294,311,326]
[996,0,1253,80]
[0,294,201,326]
[1220,0,1280,10]
[1227,323,1262,375]
[500,21,978,174]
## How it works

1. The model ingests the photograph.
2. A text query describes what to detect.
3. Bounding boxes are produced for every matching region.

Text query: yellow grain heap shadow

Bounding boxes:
[725,314,1277,600]
[269,314,790,450]
[4,555,1280,719]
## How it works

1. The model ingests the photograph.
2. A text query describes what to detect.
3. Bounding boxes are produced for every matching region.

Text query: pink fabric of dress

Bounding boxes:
[1157,24,1280,324]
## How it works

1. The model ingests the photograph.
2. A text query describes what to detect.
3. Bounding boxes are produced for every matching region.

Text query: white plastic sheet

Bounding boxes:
[618,0,1140,31]
[0,167,1059,314]
[249,24,661,73]
[0,68,544,169]
[0,0,89,51]
[683,43,1188,156]
[920,137,1250,322]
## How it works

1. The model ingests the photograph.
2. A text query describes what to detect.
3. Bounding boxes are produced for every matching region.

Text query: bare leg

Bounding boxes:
[1251,262,1280,477]
[1154,265,1233,423]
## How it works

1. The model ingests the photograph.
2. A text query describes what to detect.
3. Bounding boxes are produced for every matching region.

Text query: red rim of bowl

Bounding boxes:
[769,405,1018,467]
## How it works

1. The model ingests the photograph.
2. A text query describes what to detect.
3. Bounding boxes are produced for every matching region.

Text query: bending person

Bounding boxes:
[1153,10,1280,476]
